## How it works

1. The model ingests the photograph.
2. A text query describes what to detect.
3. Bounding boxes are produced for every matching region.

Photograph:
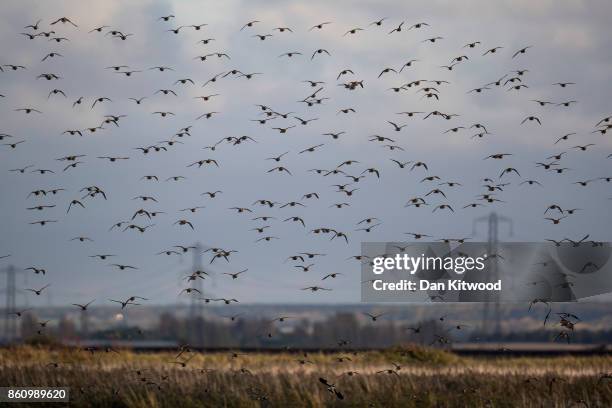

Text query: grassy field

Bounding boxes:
[0,345,611,407]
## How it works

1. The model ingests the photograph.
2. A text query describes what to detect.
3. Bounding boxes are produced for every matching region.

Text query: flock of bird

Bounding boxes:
[0,7,611,375]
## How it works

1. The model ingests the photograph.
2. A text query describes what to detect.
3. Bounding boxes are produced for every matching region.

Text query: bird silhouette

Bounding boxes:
[0,6,607,388]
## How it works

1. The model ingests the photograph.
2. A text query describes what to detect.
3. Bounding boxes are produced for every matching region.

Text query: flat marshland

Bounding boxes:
[0,345,610,407]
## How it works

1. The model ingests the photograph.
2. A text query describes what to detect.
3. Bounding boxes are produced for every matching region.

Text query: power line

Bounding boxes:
[473,212,513,337]
[189,243,204,322]
[0,265,27,342]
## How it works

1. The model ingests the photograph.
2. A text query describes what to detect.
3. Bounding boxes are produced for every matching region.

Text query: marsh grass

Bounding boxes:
[1,345,610,407]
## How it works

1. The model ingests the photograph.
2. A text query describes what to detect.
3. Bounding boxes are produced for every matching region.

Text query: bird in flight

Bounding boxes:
[0,5,606,371]
[72,300,95,311]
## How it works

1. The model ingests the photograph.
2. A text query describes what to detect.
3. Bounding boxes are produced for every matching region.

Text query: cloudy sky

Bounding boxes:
[0,0,610,308]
